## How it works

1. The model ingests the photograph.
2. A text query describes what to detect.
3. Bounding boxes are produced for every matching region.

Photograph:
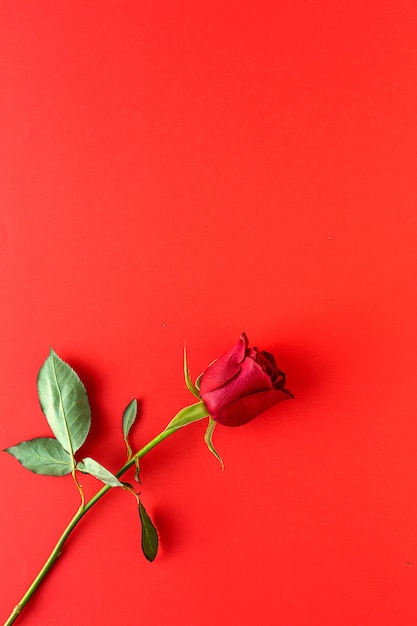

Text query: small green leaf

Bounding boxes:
[77,457,124,488]
[4,438,73,476]
[204,418,224,470]
[184,346,200,398]
[139,500,158,562]
[37,349,91,456]
[122,399,137,460]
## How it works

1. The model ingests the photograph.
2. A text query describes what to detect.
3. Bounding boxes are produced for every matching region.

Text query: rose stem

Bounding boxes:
[4,425,181,626]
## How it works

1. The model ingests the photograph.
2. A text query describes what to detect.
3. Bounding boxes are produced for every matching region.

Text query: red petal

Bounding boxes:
[199,334,247,394]
[201,356,272,415]
[212,389,293,427]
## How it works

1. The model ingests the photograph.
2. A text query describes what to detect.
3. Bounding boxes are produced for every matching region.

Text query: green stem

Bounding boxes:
[4,401,208,625]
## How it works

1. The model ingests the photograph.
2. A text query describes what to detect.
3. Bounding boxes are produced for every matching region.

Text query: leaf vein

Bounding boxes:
[51,354,75,466]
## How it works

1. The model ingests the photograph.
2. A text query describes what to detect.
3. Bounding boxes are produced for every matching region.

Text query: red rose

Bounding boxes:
[199,333,293,427]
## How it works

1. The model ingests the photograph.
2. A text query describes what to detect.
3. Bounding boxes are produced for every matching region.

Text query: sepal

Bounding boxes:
[204,418,224,470]
[164,401,209,432]
[184,346,200,398]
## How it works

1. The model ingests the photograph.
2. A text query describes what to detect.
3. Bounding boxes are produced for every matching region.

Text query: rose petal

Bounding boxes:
[211,388,293,427]
[255,350,287,390]
[199,333,247,394]
[201,356,272,415]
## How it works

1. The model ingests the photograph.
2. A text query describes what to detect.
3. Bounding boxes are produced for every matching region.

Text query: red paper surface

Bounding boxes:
[1,1,417,624]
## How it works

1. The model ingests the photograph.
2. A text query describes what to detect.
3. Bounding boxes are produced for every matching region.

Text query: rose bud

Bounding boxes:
[199,333,293,427]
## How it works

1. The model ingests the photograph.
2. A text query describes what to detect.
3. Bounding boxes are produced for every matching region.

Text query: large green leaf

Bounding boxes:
[4,438,73,476]
[37,349,91,455]
[122,399,137,459]
[139,501,158,562]
[77,457,124,488]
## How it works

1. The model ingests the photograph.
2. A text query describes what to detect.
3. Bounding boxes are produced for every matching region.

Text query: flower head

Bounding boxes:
[199,333,293,426]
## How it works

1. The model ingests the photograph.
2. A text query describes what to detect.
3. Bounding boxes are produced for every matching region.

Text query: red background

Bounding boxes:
[1,1,417,624]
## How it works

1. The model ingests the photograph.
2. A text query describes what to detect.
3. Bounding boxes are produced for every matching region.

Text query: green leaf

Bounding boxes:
[37,348,91,456]
[4,438,73,476]
[138,500,158,562]
[77,457,124,488]
[122,399,137,460]
[184,346,200,398]
[204,418,224,470]
[165,401,209,432]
